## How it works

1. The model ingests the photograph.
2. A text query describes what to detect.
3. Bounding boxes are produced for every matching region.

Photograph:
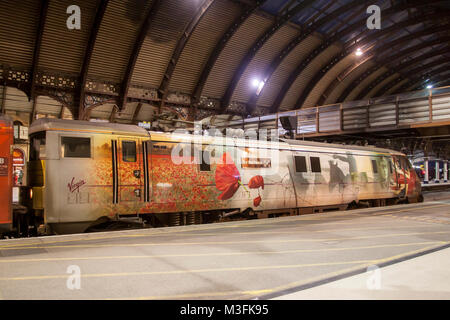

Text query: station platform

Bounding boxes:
[275,245,450,300]
[1,198,450,300]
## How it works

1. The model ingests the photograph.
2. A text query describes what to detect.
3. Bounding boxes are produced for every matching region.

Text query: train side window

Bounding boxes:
[62,137,90,158]
[310,157,321,173]
[200,150,211,172]
[371,159,378,174]
[122,141,136,162]
[294,156,307,173]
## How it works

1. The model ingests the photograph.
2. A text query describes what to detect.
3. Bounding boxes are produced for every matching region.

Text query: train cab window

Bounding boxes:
[388,159,393,174]
[405,158,412,169]
[294,156,307,173]
[399,158,406,170]
[200,150,211,172]
[371,160,378,174]
[122,141,136,162]
[62,137,91,158]
[310,157,321,173]
[30,133,46,160]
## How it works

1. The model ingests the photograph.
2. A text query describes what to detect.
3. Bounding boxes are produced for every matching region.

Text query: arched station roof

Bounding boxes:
[0,0,449,124]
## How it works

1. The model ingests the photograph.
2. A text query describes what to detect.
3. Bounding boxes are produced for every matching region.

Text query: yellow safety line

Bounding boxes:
[0,241,441,263]
[0,259,376,281]
[0,230,449,251]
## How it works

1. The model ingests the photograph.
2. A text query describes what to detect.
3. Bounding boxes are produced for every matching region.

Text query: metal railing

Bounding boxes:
[217,85,450,137]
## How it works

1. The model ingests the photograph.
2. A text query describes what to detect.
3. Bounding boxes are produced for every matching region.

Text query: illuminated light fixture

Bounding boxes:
[252,78,265,96]
[426,85,433,89]
[355,48,363,56]
[252,78,261,87]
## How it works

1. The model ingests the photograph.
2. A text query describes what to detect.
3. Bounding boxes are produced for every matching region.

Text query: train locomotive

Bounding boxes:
[0,118,422,236]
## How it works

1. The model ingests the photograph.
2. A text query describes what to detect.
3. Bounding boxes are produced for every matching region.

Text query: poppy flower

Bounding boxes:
[215,153,241,200]
[248,175,264,189]
[253,195,262,207]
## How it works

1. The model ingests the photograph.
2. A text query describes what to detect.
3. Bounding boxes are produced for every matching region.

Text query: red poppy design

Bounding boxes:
[253,195,261,207]
[215,153,241,200]
[248,175,264,189]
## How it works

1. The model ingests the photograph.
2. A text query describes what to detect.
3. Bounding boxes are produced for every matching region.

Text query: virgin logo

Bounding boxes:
[68,177,86,193]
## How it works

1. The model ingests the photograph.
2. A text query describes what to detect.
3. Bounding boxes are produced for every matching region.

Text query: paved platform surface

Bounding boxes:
[275,246,450,300]
[1,199,450,300]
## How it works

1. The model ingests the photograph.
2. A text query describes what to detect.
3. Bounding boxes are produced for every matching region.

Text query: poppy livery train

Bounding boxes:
[0,118,422,236]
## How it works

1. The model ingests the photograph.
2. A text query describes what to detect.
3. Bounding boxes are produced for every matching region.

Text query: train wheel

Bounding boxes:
[168,213,182,227]
[185,212,196,225]
[195,213,202,224]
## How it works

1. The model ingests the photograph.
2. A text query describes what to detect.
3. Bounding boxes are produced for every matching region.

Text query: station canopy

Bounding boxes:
[0,0,449,126]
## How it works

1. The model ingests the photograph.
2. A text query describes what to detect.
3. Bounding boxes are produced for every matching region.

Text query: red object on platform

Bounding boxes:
[0,116,13,227]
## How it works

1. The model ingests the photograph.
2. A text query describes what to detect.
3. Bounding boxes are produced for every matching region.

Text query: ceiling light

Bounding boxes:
[426,85,433,89]
[355,48,363,56]
[252,78,261,88]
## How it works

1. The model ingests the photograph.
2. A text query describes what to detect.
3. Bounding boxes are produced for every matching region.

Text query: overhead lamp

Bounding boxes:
[251,78,265,95]
[355,48,363,56]
[426,85,433,89]
[252,79,260,87]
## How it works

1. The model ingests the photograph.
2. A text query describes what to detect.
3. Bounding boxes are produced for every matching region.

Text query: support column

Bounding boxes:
[444,161,448,183]
[435,160,440,183]
[424,158,429,184]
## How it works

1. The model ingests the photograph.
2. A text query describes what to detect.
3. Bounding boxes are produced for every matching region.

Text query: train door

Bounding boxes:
[117,138,143,203]
[0,116,13,231]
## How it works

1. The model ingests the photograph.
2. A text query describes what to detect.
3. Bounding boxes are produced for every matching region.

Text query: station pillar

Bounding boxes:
[435,160,440,183]
[424,159,429,184]
[444,161,448,183]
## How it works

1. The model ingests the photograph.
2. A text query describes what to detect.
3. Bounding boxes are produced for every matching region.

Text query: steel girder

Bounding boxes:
[246,0,367,113]
[337,27,450,102]
[219,0,317,114]
[269,0,444,113]
[158,0,216,113]
[390,62,450,95]
[118,0,163,111]
[29,0,49,102]
[295,9,448,109]
[358,47,450,99]
[77,0,109,120]
[191,0,266,111]
[374,58,450,97]
[326,25,450,104]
